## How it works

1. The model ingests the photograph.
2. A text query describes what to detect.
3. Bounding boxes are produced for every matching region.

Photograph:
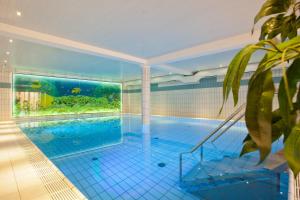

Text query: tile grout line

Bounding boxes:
[8,158,22,200]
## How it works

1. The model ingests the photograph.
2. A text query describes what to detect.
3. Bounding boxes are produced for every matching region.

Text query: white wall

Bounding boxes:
[122,85,247,119]
[122,71,281,119]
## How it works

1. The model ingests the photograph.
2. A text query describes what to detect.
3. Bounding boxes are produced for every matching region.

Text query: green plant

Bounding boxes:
[222,0,300,176]
[94,84,121,98]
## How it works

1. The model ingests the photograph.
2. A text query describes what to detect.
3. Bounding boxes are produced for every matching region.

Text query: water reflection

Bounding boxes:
[21,116,123,158]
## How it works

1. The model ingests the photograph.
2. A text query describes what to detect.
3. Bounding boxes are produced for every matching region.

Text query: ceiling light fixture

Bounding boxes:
[6,51,10,55]
[16,11,22,16]
[9,39,13,43]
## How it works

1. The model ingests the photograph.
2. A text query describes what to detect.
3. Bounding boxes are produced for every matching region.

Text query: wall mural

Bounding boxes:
[13,74,121,117]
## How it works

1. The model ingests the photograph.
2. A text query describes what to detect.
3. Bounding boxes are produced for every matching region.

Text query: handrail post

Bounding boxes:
[200,146,204,161]
[179,154,183,182]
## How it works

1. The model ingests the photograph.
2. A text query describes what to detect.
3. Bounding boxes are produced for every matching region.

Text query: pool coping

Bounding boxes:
[14,112,120,123]
[0,120,87,200]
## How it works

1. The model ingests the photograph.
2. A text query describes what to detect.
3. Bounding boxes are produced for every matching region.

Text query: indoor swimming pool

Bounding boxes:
[20,115,288,200]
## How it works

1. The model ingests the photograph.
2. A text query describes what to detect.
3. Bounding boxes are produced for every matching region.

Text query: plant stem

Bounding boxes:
[253,46,278,52]
[264,40,282,52]
[281,49,294,110]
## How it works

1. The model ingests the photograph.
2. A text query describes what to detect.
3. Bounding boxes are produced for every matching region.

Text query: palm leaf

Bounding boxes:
[284,123,300,177]
[245,69,275,162]
[278,59,300,130]
[254,0,294,24]
[241,109,285,156]
[260,14,284,40]
[281,14,297,41]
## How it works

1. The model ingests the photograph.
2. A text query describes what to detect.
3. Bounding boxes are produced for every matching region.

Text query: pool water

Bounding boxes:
[20,115,288,200]
[20,117,122,158]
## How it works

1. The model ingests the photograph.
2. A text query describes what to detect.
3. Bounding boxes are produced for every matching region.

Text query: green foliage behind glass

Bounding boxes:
[52,95,118,109]
[14,74,121,117]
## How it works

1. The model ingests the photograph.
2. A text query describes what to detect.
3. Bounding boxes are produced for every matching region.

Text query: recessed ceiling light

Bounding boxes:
[16,11,22,16]
[9,39,13,43]
[4,60,7,63]
[6,51,10,55]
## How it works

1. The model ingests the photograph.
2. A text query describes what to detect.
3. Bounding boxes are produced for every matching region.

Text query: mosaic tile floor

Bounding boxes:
[22,115,286,200]
[53,132,199,200]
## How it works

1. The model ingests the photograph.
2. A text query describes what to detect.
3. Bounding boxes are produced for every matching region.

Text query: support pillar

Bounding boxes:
[142,65,150,133]
[0,65,12,121]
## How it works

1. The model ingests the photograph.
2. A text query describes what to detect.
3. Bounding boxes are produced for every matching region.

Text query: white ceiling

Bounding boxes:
[169,49,265,72]
[0,0,263,58]
[0,36,264,82]
[0,0,265,82]
[0,35,167,82]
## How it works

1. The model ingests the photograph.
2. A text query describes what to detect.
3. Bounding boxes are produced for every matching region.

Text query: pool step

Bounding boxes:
[182,167,274,188]
[181,153,288,199]
[182,155,261,183]
[185,172,287,200]
[182,150,286,184]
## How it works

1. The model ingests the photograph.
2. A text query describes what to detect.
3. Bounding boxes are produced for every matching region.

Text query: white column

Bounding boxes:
[0,65,12,121]
[142,65,150,133]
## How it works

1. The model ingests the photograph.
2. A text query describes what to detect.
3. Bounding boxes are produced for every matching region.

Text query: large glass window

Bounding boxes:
[13,74,121,117]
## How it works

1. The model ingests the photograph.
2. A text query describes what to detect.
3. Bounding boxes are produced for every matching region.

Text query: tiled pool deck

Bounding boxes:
[0,121,86,200]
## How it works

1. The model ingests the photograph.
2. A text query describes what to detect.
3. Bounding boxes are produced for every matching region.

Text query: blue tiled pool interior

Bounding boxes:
[20,115,288,200]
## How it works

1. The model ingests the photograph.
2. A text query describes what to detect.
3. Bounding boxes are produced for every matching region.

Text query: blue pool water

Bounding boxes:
[20,115,288,200]
[20,117,122,158]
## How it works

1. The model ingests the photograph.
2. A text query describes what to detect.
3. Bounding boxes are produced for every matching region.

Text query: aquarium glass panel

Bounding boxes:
[13,74,121,117]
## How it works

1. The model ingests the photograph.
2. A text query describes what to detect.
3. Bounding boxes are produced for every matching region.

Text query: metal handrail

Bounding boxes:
[179,103,245,181]
[211,113,245,143]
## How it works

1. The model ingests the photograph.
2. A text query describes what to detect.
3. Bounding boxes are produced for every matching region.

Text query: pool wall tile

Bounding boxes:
[122,71,281,119]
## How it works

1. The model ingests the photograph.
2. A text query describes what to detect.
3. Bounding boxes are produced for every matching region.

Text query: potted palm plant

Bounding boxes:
[222,0,300,177]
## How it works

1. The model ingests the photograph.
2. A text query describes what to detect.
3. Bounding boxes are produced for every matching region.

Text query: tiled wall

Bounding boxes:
[0,67,12,121]
[122,71,281,120]
[0,68,281,121]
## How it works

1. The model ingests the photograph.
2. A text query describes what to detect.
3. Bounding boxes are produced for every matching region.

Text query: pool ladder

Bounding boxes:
[179,103,246,182]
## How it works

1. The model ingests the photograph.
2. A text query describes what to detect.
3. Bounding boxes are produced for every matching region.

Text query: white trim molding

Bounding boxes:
[0,23,146,65]
[147,31,260,65]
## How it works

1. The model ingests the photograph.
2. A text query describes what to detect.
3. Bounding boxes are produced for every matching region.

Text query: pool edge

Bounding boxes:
[0,121,87,200]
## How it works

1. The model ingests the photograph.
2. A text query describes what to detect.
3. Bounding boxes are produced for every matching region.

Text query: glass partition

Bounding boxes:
[13,74,121,117]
